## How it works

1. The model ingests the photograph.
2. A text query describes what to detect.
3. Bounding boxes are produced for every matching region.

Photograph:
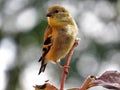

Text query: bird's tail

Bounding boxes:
[38,57,47,75]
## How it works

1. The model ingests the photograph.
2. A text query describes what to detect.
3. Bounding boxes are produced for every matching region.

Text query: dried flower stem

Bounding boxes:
[79,76,96,90]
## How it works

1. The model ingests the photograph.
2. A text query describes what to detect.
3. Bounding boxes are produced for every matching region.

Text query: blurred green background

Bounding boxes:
[0,0,120,90]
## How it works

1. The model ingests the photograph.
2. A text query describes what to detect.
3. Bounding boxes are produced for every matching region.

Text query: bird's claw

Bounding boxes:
[62,65,69,74]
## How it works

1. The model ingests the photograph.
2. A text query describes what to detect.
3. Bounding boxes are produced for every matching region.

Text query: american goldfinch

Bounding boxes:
[38,5,78,74]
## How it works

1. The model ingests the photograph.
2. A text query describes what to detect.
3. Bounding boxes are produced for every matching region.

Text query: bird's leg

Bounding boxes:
[56,62,69,74]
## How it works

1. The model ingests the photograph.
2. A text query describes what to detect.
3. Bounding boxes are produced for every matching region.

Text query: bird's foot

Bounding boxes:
[62,65,69,74]
[56,62,69,74]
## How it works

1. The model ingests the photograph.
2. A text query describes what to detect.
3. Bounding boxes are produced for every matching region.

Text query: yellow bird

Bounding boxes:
[38,5,78,74]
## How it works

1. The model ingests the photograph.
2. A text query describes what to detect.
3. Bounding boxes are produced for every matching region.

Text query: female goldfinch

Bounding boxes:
[38,5,78,74]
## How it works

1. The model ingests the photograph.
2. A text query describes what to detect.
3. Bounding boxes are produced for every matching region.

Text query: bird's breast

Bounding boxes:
[52,28,75,57]
[45,25,77,62]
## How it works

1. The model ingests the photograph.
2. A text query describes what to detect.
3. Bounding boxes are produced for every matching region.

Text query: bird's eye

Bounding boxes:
[55,10,59,13]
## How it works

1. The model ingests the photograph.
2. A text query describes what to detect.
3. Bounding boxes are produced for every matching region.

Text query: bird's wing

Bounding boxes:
[38,25,53,74]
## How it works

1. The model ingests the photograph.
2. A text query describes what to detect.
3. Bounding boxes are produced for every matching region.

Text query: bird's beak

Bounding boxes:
[46,12,52,17]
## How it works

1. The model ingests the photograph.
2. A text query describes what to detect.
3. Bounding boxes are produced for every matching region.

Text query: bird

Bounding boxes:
[38,5,78,75]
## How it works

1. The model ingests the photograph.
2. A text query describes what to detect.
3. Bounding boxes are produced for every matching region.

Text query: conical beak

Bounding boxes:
[46,12,52,17]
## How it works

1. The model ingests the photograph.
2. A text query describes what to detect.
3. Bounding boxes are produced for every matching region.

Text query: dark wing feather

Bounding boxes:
[38,25,52,74]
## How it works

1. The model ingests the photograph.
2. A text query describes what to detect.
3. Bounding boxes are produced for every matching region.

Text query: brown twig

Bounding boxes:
[79,76,96,90]
[60,39,80,90]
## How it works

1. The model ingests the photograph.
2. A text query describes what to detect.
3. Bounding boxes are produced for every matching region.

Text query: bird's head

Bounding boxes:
[46,5,74,27]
